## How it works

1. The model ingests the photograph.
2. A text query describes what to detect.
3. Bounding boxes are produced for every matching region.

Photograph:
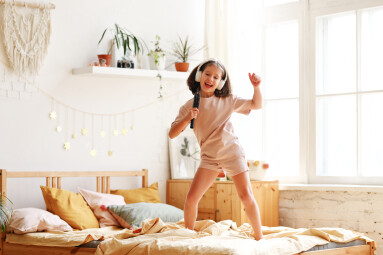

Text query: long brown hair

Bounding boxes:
[186,60,232,97]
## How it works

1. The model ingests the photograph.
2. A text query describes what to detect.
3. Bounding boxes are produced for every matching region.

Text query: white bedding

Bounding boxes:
[6,218,374,255]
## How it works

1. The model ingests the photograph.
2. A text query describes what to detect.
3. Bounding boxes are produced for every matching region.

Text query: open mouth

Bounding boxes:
[204,82,213,88]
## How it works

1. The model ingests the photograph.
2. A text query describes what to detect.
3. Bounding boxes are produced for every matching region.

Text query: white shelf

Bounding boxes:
[72,66,189,81]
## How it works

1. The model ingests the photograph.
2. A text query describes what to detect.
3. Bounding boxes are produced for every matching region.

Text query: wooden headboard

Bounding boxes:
[0,169,148,200]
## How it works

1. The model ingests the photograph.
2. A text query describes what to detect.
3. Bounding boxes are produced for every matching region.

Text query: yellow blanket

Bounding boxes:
[6,218,375,255]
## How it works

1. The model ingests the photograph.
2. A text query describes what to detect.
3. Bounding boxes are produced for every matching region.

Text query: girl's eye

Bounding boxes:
[214,77,219,80]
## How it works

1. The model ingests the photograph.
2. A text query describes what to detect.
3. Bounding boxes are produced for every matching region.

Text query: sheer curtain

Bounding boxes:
[204,0,239,81]
[204,0,264,161]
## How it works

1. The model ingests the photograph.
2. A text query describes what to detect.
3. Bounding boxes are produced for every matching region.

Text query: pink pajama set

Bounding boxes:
[171,94,252,177]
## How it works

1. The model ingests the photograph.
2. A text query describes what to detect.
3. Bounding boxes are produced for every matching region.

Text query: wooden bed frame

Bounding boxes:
[0,169,148,255]
[0,169,375,255]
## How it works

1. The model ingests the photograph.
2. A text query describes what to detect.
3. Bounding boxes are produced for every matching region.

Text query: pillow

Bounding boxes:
[78,187,125,227]
[108,203,183,227]
[9,208,72,234]
[110,183,162,204]
[40,186,99,230]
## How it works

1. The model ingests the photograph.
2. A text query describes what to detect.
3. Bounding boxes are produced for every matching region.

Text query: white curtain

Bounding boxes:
[204,0,263,94]
[204,0,265,160]
[204,0,240,83]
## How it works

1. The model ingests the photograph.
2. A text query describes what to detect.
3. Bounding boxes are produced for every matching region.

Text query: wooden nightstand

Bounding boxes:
[167,179,279,227]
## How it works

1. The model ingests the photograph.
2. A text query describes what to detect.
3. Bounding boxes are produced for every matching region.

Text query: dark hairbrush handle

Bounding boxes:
[190,92,200,129]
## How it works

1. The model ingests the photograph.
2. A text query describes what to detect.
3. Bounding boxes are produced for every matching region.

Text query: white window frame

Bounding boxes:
[308,0,383,185]
[262,1,307,184]
[262,0,383,185]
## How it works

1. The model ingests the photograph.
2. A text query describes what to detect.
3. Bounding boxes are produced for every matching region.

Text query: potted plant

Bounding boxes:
[170,35,205,72]
[148,35,166,70]
[0,196,12,233]
[98,23,146,67]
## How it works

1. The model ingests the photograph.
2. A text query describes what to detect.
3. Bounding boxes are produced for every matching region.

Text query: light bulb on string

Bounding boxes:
[89,114,96,157]
[71,109,77,139]
[62,106,70,151]
[100,115,106,137]
[81,113,88,136]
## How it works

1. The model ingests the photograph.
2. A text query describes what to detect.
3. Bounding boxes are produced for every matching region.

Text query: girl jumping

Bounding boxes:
[169,58,263,240]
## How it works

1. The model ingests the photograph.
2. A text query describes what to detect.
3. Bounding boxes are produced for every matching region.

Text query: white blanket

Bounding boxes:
[95,218,375,255]
[6,218,375,255]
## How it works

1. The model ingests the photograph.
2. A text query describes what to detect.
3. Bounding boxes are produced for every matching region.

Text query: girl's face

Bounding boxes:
[199,64,224,97]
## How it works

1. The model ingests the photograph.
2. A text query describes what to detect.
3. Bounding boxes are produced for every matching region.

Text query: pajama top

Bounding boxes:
[171,94,252,175]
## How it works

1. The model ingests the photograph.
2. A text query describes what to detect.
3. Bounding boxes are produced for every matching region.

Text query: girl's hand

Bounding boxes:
[248,73,261,88]
[188,108,199,121]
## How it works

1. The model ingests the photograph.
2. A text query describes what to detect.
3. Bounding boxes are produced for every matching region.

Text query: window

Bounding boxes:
[264,21,300,176]
[234,0,383,184]
[315,6,383,181]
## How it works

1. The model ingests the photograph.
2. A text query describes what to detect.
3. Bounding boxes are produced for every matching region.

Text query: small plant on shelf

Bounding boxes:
[170,35,205,72]
[97,23,146,67]
[148,35,166,70]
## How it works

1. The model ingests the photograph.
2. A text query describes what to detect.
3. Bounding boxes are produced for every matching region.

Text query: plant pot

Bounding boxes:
[149,55,166,70]
[97,54,112,67]
[175,62,190,72]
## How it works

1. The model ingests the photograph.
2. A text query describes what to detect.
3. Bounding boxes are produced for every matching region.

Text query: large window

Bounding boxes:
[315,6,383,182]
[264,21,300,176]
[235,0,383,184]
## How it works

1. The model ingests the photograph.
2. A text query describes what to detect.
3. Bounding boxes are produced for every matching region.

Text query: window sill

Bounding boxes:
[279,184,383,193]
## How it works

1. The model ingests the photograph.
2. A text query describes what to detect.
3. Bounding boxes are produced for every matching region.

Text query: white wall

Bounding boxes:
[0,0,205,209]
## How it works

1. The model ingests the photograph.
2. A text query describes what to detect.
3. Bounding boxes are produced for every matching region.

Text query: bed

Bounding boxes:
[0,169,376,255]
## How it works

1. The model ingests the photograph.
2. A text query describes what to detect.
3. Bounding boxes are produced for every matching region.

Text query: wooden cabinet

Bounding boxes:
[167,179,279,227]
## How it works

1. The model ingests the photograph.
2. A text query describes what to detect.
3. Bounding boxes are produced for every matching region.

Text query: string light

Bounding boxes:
[100,115,106,138]
[55,103,61,132]
[108,116,113,157]
[81,113,88,136]
[90,114,96,157]
[71,109,77,139]
[63,107,70,150]
[0,58,188,157]
[121,113,127,136]
[131,111,135,130]
[49,98,56,120]
[113,115,119,136]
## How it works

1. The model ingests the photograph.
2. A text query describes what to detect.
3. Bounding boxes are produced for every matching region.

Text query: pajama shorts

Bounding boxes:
[198,156,249,177]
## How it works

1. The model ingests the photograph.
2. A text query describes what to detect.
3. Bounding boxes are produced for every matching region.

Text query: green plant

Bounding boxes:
[98,23,146,56]
[170,35,205,63]
[0,195,12,233]
[148,35,166,65]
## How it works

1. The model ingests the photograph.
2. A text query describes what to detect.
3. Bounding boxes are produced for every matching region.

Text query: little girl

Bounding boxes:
[169,58,263,240]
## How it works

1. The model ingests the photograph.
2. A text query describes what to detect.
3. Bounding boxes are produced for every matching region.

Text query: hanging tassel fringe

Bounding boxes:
[2,1,52,76]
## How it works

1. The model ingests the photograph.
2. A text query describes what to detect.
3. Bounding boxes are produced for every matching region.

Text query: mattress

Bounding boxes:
[306,239,366,251]
[6,219,374,255]
[77,239,367,250]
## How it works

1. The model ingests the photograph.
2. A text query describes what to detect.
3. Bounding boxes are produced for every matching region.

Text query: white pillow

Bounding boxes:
[9,208,72,234]
[78,187,126,227]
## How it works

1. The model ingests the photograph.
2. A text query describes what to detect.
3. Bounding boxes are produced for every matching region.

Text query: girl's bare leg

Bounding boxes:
[184,168,218,230]
[231,171,264,240]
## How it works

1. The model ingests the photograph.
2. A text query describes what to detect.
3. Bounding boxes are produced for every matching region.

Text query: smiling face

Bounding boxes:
[199,64,224,97]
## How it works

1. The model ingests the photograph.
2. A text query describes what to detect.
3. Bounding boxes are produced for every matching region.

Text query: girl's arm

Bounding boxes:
[248,73,262,110]
[168,108,199,139]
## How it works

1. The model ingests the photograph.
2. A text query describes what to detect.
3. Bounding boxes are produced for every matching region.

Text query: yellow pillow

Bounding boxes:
[40,186,99,230]
[111,182,162,204]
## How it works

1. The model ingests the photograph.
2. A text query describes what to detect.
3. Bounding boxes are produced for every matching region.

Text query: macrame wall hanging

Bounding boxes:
[1,0,55,76]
